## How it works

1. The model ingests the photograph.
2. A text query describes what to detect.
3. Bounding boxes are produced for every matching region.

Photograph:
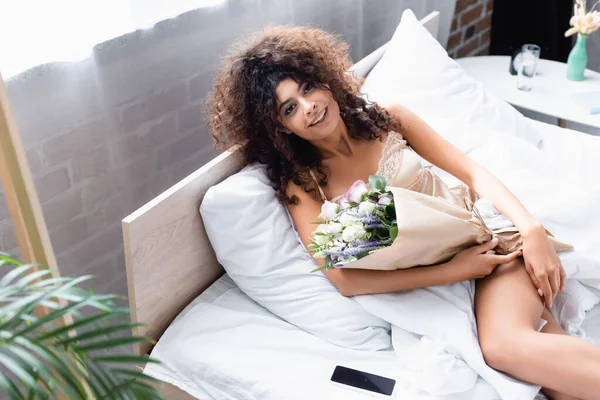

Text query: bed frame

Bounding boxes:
[122,10,440,399]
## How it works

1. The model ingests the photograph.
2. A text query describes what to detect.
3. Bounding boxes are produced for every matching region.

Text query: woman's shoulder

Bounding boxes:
[285,179,304,198]
[380,101,411,119]
[285,174,324,205]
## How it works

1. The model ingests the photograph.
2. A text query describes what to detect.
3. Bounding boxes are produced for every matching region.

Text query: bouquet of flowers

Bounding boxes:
[308,175,397,271]
[308,175,573,273]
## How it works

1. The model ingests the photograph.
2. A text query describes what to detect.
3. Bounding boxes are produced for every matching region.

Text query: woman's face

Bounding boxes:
[275,78,341,141]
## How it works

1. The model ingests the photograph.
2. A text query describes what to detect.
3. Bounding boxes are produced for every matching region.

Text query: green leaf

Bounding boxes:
[35,312,121,342]
[368,175,387,191]
[0,275,93,330]
[56,323,145,346]
[373,228,389,239]
[390,227,398,241]
[310,258,336,272]
[16,293,121,338]
[110,369,160,383]
[0,264,38,289]
[0,254,164,400]
[15,269,55,288]
[26,276,73,290]
[39,299,64,311]
[4,345,49,384]
[0,276,88,329]
[384,204,396,220]
[0,255,23,267]
[76,336,154,352]
[92,355,160,365]
[0,371,24,400]
[129,383,163,400]
[84,360,125,400]
[0,350,47,397]
[119,379,162,399]
[12,336,88,398]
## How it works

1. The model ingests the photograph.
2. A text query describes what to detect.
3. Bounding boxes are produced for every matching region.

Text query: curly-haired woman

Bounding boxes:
[206,26,600,400]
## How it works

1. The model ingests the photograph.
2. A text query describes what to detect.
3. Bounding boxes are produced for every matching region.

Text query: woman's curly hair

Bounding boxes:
[206,25,401,204]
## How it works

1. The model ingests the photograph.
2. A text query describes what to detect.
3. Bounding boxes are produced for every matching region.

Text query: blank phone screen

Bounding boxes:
[330,365,395,396]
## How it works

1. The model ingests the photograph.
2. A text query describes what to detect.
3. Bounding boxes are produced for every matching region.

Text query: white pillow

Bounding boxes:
[200,164,391,350]
[361,9,542,147]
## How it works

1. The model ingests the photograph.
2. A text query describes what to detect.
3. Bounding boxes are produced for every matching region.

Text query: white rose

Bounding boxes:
[339,213,356,227]
[326,222,343,234]
[348,180,369,203]
[338,198,352,210]
[316,222,342,235]
[319,201,339,221]
[314,234,331,246]
[342,225,367,243]
[358,201,377,215]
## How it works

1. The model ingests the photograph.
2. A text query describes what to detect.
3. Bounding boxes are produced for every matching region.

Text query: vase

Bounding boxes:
[566,34,588,81]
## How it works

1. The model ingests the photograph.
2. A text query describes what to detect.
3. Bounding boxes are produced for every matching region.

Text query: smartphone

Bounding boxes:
[330,365,396,397]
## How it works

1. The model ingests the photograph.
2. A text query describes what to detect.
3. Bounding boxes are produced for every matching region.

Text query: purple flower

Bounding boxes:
[338,212,380,227]
[350,214,380,224]
[327,244,391,265]
[352,239,393,248]
[364,223,386,229]
[325,239,392,259]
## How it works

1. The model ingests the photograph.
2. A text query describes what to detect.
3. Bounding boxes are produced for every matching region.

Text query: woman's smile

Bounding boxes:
[309,106,328,128]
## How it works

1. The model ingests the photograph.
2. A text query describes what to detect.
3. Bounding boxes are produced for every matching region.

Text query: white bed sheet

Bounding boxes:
[532,118,600,186]
[146,272,600,400]
[145,119,600,400]
[145,274,406,400]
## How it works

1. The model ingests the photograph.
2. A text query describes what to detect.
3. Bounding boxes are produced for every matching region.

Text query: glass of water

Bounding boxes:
[516,44,541,91]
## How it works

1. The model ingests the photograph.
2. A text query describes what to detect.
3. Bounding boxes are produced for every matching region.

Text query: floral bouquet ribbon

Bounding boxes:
[308,176,572,272]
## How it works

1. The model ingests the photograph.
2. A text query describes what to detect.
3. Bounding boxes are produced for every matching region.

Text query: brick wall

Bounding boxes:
[447,0,494,58]
[1,0,445,300]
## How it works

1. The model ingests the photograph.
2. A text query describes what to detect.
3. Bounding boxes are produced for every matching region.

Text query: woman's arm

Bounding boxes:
[385,104,540,234]
[385,103,565,307]
[285,182,517,297]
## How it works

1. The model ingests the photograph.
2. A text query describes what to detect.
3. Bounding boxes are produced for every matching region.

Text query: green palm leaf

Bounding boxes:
[0,254,165,399]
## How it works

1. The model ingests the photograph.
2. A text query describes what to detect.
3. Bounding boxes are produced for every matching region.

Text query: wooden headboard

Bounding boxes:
[122,146,243,356]
[122,11,441,358]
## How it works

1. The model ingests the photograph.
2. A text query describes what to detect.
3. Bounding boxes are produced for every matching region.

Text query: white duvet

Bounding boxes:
[146,122,600,400]
[354,130,600,400]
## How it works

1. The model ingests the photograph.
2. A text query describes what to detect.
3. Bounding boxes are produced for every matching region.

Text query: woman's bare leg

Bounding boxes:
[538,309,580,400]
[475,258,600,400]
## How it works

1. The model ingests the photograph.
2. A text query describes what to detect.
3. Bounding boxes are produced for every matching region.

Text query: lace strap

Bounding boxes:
[376,131,407,181]
[309,170,328,202]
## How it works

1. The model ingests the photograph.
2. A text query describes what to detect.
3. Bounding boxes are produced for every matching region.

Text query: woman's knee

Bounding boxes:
[479,329,532,372]
[479,333,511,371]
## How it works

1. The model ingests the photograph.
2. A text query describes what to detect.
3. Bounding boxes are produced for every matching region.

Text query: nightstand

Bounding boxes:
[456,56,600,129]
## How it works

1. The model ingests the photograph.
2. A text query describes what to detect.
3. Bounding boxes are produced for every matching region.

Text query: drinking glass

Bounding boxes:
[516,44,541,91]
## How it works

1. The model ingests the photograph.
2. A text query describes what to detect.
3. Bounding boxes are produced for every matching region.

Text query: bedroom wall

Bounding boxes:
[586,0,600,72]
[518,0,599,135]
[588,35,600,72]
[0,0,455,300]
[447,0,494,58]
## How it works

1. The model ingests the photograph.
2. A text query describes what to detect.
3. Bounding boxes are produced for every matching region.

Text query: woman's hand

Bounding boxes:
[446,239,522,281]
[521,227,566,308]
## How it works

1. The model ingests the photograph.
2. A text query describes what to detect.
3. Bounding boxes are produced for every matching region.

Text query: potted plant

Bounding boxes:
[0,253,164,399]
